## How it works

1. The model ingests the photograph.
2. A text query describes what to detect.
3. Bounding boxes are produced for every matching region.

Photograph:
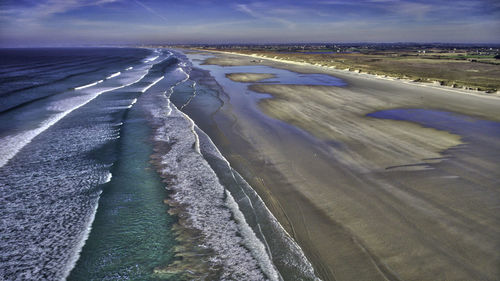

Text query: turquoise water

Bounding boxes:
[65,54,182,280]
[1,48,321,280]
[0,48,167,280]
[68,98,177,280]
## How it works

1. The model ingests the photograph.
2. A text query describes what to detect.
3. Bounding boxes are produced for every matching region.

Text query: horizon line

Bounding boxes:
[1,42,500,49]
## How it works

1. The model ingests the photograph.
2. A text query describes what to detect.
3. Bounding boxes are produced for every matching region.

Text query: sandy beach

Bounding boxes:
[186,50,500,281]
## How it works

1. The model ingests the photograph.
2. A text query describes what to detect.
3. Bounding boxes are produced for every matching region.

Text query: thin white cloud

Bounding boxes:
[366,0,399,3]
[390,1,432,19]
[316,0,433,19]
[1,0,120,22]
[132,0,168,23]
[315,0,367,5]
[235,3,296,28]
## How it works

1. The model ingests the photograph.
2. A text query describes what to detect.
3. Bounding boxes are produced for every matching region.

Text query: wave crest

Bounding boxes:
[146,90,278,280]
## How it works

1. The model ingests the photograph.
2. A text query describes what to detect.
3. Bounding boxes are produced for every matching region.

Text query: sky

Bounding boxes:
[0,0,499,46]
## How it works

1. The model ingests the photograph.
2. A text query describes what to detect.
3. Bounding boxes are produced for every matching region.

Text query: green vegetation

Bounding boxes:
[194,45,500,93]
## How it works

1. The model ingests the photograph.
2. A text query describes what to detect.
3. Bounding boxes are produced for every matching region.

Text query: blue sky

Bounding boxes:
[0,0,499,46]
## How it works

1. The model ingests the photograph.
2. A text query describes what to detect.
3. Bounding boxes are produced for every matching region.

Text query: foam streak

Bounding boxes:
[106,72,121,79]
[74,80,103,90]
[141,76,164,93]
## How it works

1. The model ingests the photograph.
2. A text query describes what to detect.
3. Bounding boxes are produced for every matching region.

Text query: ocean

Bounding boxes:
[0,48,318,280]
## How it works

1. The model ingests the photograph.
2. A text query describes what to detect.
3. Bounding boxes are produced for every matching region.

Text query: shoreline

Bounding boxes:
[143,55,320,280]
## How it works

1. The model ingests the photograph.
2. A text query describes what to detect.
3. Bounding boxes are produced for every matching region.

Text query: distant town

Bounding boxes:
[143,43,499,59]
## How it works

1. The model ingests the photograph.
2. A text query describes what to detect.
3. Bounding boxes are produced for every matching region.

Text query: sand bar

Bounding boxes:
[225,73,276,83]
[190,51,500,281]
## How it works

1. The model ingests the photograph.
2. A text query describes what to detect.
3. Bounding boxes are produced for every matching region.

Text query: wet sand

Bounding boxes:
[225,73,276,83]
[193,52,500,281]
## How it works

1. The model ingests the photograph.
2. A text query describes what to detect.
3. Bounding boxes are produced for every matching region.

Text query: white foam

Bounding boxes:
[195,127,319,280]
[125,98,138,109]
[165,91,173,116]
[126,67,133,70]
[0,66,153,168]
[103,172,112,183]
[141,76,164,93]
[144,55,159,63]
[180,81,197,110]
[180,111,200,153]
[62,189,102,281]
[106,72,121,79]
[148,98,270,279]
[177,67,190,82]
[225,190,280,281]
[143,55,302,278]
[74,80,103,90]
[137,54,318,279]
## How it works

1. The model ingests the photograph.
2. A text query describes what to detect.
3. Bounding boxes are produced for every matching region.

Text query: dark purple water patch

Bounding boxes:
[367,109,500,145]
[211,65,346,87]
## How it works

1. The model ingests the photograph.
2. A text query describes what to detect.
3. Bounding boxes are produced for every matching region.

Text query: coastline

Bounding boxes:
[4,45,498,281]
[202,49,500,100]
[187,50,500,280]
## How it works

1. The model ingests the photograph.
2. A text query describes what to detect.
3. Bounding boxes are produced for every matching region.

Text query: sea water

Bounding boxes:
[0,48,321,280]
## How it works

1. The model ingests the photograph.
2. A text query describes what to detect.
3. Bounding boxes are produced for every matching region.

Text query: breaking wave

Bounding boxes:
[146,85,279,280]
[74,80,103,90]
[106,71,121,79]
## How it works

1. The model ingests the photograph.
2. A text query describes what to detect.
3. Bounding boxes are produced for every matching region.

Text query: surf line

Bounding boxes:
[193,125,282,281]
[75,80,104,90]
[106,72,121,79]
[141,76,164,93]
[144,55,159,63]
